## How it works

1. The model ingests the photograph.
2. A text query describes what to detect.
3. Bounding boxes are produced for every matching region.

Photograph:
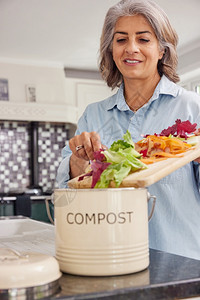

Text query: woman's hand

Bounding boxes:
[194,157,200,164]
[69,131,105,161]
[69,131,105,179]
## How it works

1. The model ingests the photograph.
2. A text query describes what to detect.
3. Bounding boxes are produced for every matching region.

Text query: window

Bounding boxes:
[190,80,200,94]
[195,85,200,94]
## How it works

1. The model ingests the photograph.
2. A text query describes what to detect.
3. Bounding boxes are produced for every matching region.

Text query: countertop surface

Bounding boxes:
[53,249,200,300]
[1,217,200,300]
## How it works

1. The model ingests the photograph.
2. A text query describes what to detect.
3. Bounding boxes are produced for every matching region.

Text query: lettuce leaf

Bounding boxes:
[94,130,147,188]
[90,160,111,188]
[95,163,131,188]
[123,130,135,147]
[78,130,147,188]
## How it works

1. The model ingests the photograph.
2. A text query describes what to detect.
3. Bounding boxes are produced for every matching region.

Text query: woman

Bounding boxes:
[57,0,200,260]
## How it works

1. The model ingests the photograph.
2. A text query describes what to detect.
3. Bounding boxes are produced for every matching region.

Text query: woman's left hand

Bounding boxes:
[194,157,200,163]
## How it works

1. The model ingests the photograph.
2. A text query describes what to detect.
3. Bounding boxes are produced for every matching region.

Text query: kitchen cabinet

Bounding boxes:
[65,77,117,120]
[0,62,78,123]
[0,101,77,123]
[0,62,118,123]
[0,196,54,223]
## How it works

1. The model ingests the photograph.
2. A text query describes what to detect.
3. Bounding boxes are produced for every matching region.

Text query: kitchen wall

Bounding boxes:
[0,120,76,194]
[0,61,115,195]
[0,61,78,194]
[0,61,68,105]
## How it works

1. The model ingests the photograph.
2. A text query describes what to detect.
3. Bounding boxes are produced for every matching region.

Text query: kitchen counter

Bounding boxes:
[1,217,200,300]
[53,249,200,300]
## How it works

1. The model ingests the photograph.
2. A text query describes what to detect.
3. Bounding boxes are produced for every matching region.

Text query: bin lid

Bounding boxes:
[0,248,61,289]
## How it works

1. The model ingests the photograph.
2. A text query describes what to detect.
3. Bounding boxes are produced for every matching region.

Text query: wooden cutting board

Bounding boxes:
[68,137,200,189]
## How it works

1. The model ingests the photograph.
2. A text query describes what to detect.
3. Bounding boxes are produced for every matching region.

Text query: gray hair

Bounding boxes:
[99,0,179,89]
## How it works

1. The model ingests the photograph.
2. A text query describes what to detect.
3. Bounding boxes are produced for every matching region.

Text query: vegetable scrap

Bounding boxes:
[159,119,197,138]
[135,135,192,164]
[78,119,199,188]
[78,131,147,188]
[136,119,198,164]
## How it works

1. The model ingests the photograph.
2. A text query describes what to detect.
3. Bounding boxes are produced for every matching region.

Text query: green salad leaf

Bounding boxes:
[94,130,147,188]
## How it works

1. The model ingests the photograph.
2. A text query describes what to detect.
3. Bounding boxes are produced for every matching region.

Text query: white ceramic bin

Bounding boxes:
[54,188,155,276]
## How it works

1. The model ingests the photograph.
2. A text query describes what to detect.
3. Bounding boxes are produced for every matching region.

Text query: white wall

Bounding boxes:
[0,61,78,123]
[0,61,115,123]
[0,61,67,104]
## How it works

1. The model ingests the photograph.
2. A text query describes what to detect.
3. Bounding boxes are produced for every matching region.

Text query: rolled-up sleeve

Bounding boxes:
[56,110,89,188]
[56,142,72,188]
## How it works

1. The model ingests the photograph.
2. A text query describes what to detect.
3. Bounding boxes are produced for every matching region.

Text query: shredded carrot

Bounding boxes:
[152,151,184,158]
[136,135,193,164]
[140,157,167,164]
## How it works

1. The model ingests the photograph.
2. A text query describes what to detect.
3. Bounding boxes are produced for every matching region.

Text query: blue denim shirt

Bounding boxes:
[57,75,200,260]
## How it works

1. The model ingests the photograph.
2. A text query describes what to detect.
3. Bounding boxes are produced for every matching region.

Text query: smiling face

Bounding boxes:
[112,15,164,85]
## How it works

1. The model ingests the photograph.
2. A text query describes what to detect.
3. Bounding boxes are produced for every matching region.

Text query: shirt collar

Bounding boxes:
[105,83,129,112]
[151,75,179,100]
[105,75,180,112]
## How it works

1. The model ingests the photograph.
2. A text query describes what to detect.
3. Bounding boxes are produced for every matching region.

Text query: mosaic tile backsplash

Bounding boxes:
[0,121,75,193]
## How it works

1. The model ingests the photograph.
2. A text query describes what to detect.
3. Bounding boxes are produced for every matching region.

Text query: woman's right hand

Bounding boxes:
[69,131,105,161]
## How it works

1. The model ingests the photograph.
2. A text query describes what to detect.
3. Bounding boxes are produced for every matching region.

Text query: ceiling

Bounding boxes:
[0,0,200,71]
